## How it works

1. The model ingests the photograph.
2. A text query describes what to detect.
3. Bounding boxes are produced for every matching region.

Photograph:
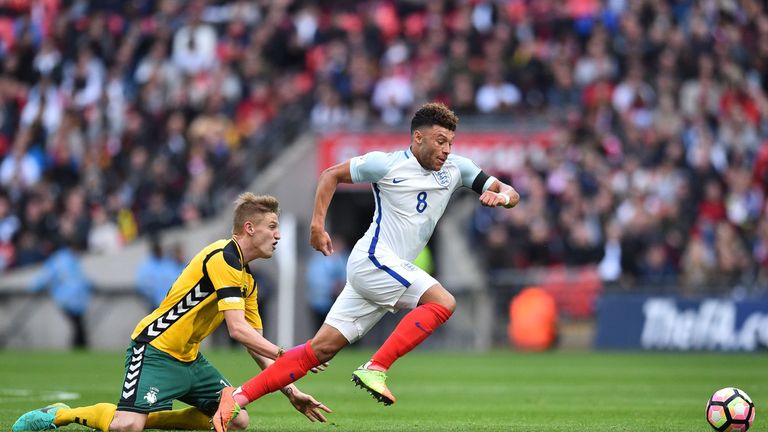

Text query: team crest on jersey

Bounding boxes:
[433,169,451,188]
[144,387,159,405]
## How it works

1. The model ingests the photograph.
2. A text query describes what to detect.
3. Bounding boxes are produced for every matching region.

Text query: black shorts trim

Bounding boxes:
[115,405,171,414]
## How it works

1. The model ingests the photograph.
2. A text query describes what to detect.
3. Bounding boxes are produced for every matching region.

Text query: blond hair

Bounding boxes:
[232,193,280,234]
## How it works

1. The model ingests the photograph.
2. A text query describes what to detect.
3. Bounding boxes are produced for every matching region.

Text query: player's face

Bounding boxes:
[413,125,454,171]
[248,212,280,259]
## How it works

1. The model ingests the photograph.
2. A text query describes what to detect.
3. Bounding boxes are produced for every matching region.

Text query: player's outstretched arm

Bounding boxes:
[480,179,520,209]
[281,387,333,422]
[310,160,353,256]
[223,309,282,359]
[247,344,333,422]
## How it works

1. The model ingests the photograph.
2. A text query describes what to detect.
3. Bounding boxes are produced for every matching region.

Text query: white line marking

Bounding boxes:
[0,389,80,403]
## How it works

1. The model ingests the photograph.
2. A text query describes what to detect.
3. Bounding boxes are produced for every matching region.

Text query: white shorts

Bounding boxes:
[324,249,439,343]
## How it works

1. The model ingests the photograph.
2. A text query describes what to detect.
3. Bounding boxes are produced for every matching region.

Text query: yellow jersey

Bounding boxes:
[131,239,262,362]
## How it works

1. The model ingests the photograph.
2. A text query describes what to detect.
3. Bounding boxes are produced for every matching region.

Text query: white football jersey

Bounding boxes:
[349,147,495,262]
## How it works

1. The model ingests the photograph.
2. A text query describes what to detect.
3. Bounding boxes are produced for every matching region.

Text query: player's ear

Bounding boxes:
[413,129,422,144]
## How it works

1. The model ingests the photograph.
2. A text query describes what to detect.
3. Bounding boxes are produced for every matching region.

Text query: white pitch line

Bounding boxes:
[0,389,80,404]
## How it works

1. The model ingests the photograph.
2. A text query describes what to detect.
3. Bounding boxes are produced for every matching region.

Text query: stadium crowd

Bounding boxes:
[448,0,768,293]
[0,0,312,270]
[0,0,766,293]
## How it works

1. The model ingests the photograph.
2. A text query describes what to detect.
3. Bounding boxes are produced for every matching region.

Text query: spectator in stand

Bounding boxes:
[598,221,623,285]
[20,74,62,136]
[60,47,105,110]
[30,237,92,348]
[680,235,717,295]
[172,8,217,75]
[713,222,751,287]
[136,237,184,310]
[87,204,123,254]
[310,84,350,130]
[637,242,677,289]
[0,190,19,244]
[753,219,768,290]
[475,66,521,113]
[0,140,41,192]
[305,236,348,331]
[371,63,414,126]
[0,190,19,269]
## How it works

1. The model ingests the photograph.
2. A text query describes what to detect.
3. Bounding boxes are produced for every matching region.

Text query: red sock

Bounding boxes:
[237,340,320,405]
[370,303,453,371]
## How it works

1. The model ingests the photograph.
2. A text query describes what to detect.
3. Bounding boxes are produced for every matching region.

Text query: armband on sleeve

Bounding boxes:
[471,171,491,195]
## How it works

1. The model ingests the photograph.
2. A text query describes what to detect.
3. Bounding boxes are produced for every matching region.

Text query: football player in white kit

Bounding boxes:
[213,103,519,431]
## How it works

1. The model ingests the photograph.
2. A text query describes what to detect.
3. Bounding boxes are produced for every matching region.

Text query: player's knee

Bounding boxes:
[311,338,342,363]
[230,410,250,430]
[109,413,146,432]
[428,290,456,314]
[311,326,347,363]
[420,285,456,313]
[437,291,456,313]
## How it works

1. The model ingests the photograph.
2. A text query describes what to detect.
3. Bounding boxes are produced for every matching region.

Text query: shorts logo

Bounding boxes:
[433,169,451,188]
[401,262,417,272]
[144,387,159,405]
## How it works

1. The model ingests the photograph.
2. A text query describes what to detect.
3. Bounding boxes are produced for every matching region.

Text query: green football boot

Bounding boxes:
[351,362,396,405]
[12,403,69,431]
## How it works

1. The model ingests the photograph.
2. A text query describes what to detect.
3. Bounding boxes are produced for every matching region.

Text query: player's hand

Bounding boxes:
[479,190,509,208]
[286,388,333,422]
[310,227,334,256]
[309,362,329,373]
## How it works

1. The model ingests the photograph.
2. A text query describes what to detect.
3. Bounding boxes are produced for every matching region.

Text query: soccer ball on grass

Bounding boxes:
[706,387,755,431]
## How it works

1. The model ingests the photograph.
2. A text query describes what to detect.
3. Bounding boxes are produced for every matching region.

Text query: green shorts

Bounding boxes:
[116,341,231,415]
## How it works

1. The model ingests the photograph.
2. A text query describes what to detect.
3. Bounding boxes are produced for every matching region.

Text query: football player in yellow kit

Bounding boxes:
[13,193,331,431]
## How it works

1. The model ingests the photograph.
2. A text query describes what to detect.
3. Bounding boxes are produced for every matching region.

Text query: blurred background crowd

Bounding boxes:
[0,0,767,295]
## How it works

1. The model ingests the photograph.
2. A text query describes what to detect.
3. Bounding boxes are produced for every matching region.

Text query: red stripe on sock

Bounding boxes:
[370,303,453,370]
[238,340,320,404]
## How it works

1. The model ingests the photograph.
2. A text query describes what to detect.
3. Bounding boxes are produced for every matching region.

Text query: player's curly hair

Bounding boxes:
[410,102,458,133]
[232,193,280,234]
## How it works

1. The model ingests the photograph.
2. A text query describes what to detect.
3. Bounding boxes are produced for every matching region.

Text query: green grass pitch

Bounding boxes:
[1,349,765,431]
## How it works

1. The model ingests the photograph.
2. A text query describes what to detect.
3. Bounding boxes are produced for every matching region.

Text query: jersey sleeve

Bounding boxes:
[452,155,495,192]
[349,151,393,183]
[205,251,246,312]
[243,284,263,330]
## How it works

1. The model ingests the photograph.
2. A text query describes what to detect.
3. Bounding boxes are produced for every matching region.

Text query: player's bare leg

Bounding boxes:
[229,409,250,430]
[107,411,147,431]
[213,325,347,432]
[310,324,351,363]
[354,284,455,405]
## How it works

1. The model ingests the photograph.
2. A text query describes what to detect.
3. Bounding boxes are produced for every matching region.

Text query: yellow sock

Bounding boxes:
[146,407,211,430]
[54,403,116,432]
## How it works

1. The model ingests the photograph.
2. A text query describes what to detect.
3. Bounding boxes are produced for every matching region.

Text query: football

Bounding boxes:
[706,387,756,431]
